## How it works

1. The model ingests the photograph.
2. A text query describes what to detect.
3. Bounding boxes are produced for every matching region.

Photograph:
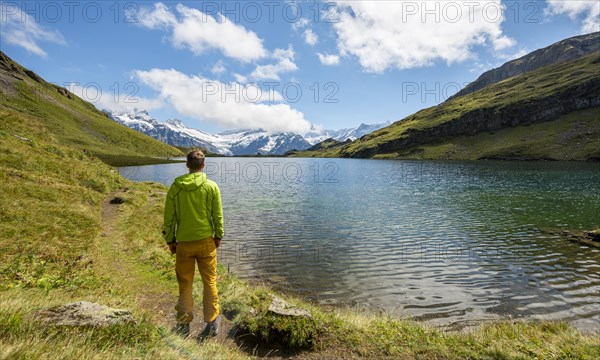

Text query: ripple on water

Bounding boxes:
[119,158,600,330]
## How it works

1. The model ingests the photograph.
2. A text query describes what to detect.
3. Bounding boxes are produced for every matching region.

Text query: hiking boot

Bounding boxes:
[211,315,222,336]
[174,323,190,338]
[197,315,221,341]
[198,322,212,341]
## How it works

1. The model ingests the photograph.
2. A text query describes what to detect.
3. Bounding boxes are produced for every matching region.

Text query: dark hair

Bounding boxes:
[186,149,205,170]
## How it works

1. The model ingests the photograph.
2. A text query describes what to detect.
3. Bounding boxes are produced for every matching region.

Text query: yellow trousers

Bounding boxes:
[175,238,220,324]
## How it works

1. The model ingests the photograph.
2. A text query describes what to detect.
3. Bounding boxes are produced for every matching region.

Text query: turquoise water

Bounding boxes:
[119,158,600,329]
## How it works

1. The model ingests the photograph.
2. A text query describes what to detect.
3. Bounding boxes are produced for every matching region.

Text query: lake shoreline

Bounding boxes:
[225,267,600,335]
[118,179,596,355]
[97,154,186,167]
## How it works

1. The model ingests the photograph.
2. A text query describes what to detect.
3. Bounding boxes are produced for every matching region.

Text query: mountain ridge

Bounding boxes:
[106,109,389,156]
[448,31,600,101]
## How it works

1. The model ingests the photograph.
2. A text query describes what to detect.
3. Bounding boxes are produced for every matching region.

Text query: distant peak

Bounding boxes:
[165,119,185,128]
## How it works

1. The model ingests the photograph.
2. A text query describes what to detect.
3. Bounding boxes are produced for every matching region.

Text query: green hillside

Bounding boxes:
[372,107,600,160]
[0,51,182,165]
[294,51,600,160]
[0,51,240,358]
[0,81,246,360]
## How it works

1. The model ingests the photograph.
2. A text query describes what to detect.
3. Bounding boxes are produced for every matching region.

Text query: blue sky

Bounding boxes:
[1,1,598,134]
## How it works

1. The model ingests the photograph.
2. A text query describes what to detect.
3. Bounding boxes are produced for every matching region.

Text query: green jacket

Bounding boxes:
[163,172,224,243]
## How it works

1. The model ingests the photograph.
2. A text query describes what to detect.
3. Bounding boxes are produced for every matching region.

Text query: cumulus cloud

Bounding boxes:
[250,46,298,81]
[0,3,66,57]
[291,17,310,31]
[303,29,319,46]
[64,82,164,113]
[134,68,311,133]
[135,2,177,29]
[492,36,516,51]
[330,0,515,73]
[233,73,248,83]
[211,60,226,75]
[136,2,267,62]
[546,0,600,34]
[497,48,529,61]
[317,53,341,65]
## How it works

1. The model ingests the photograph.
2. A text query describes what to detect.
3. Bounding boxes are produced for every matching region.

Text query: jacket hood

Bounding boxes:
[175,172,208,191]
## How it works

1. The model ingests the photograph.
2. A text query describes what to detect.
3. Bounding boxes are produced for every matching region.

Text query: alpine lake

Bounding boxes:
[119,158,600,331]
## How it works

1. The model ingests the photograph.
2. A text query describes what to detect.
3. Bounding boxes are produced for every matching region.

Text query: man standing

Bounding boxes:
[163,149,224,339]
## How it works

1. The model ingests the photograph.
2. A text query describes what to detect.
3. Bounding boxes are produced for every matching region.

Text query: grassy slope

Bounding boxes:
[287,138,350,158]
[0,54,237,358]
[0,52,182,166]
[293,51,600,160]
[0,95,248,359]
[374,107,600,160]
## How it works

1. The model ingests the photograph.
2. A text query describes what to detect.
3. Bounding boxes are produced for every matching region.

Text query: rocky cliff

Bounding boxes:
[448,32,600,101]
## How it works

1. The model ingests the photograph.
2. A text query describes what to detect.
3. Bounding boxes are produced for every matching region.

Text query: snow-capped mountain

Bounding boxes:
[108,110,229,154]
[104,109,388,155]
[219,129,311,155]
[304,122,391,144]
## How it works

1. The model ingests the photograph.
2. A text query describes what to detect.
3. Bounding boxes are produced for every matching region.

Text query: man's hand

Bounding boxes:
[213,237,221,249]
[168,242,177,255]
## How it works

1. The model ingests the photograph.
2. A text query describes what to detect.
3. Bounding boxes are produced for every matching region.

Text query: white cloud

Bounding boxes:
[470,62,491,73]
[0,3,66,57]
[250,46,298,81]
[267,90,285,103]
[546,0,600,34]
[136,2,267,62]
[492,36,516,51]
[244,83,285,103]
[134,68,311,133]
[135,2,177,29]
[64,82,164,113]
[231,74,285,103]
[473,46,530,73]
[233,73,248,83]
[317,53,341,65]
[211,60,226,75]
[303,29,319,46]
[331,1,515,73]
[497,48,529,61]
[291,17,310,31]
